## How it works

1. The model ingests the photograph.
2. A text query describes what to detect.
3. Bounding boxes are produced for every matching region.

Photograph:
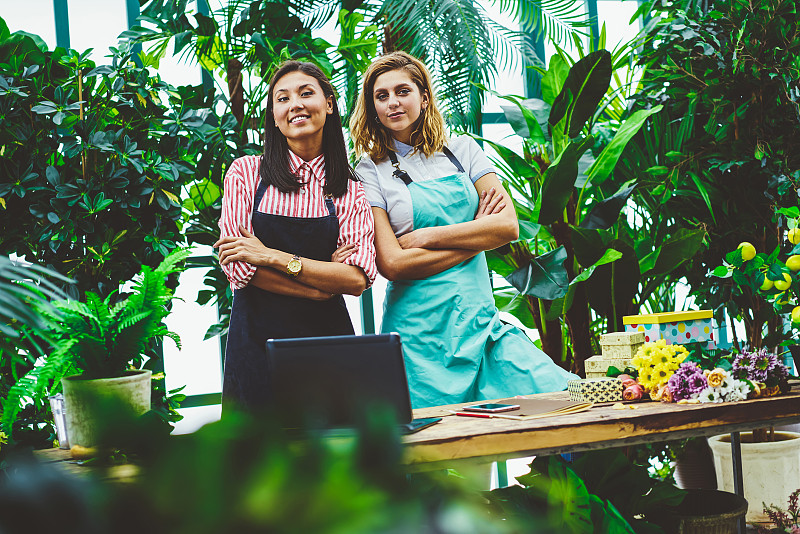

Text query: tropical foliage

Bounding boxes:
[487,449,685,533]
[1,248,190,439]
[0,20,193,298]
[482,45,688,373]
[627,0,800,351]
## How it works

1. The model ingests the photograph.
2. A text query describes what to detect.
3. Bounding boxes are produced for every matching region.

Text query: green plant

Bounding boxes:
[487,449,685,533]
[0,257,71,457]
[0,411,528,534]
[0,21,193,298]
[759,488,800,534]
[0,248,191,438]
[712,205,800,351]
[481,45,690,373]
[627,0,800,352]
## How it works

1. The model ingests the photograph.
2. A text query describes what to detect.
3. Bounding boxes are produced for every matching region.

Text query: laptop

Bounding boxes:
[264,333,440,432]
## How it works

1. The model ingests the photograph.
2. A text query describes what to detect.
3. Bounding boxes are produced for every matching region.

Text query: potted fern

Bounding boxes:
[2,248,190,448]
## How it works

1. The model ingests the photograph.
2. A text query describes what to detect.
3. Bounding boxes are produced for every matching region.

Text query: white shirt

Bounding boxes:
[355,135,496,236]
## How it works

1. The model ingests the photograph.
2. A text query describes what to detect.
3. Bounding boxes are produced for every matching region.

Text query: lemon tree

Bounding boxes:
[714,205,800,348]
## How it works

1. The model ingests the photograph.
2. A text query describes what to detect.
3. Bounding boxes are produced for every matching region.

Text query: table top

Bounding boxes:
[402,381,800,470]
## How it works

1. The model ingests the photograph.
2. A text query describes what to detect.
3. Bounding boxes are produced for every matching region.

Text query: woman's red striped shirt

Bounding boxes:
[218,152,377,289]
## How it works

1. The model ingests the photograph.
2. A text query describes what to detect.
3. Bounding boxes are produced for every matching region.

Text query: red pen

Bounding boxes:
[452,411,523,420]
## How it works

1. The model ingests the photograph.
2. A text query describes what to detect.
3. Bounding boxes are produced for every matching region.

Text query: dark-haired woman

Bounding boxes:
[214,61,377,412]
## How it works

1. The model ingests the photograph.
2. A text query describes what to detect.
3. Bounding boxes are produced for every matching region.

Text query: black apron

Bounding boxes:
[222,178,355,412]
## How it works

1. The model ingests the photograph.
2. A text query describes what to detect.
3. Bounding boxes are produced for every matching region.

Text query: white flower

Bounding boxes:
[698,387,723,403]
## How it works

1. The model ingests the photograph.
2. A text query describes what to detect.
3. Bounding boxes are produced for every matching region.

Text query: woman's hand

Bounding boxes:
[214,226,272,266]
[397,227,433,250]
[331,243,358,263]
[475,187,505,219]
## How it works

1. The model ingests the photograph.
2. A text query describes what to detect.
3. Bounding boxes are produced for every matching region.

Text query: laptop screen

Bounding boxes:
[264,333,414,427]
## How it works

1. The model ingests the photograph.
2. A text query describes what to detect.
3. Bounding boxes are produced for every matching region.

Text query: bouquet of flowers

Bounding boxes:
[667,362,708,401]
[631,339,688,400]
[695,368,751,403]
[732,349,791,396]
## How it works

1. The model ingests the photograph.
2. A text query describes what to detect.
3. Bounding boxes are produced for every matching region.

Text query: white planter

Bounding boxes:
[61,370,152,448]
[708,431,800,523]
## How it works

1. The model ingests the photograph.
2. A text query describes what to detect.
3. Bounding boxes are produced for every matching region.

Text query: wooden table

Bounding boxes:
[403,383,800,534]
[403,384,800,469]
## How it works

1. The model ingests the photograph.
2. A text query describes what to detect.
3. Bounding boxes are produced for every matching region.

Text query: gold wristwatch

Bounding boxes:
[286,254,302,277]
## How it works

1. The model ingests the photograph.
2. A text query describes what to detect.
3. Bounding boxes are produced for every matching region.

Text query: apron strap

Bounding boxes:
[253,178,269,214]
[323,196,336,216]
[442,146,466,174]
[387,150,413,185]
[388,146,466,187]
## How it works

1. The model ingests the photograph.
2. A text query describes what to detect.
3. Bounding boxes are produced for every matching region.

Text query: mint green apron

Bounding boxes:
[381,149,578,409]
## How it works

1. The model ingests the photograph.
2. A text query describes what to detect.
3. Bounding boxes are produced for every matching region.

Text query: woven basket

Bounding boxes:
[649,489,747,534]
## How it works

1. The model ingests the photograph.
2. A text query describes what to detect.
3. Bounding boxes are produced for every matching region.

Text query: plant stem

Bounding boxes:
[78,69,86,182]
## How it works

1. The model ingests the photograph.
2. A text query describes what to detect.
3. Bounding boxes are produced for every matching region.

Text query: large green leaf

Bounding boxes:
[571,227,608,266]
[586,240,640,318]
[585,105,663,185]
[493,287,536,328]
[505,246,569,300]
[541,54,570,105]
[579,180,636,230]
[0,33,46,65]
[649,228,706,276]
[570,248,623,285]
[549,50,612,137]
[535,136,595,224]
[474,136,541,180]
[500,98,550,144]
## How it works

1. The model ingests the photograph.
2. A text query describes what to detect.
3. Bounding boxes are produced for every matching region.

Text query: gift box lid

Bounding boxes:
[599,331,645,345]
[623,310,712,325]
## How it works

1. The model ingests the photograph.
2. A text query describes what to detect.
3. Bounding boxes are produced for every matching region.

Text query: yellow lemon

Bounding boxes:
[787,255,800,271]
[760,277,774,291]
[792,306,800,324]
[789,228,800,245]
[738,242,756,261]
[774,272,792,291]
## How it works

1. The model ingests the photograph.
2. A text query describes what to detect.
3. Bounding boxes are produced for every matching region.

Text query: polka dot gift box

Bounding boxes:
[622,310,715,348]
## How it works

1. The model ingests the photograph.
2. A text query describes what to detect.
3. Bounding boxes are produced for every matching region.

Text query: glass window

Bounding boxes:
[2,1,57,48]
[68,0,127,61]
[163,266,223,396]
[596,0,642,51]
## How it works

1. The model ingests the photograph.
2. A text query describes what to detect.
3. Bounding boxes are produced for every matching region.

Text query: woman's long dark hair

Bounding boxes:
[259,61,357,197]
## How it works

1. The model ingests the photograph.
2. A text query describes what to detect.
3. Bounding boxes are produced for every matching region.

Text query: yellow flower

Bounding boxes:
[707,368,726,388]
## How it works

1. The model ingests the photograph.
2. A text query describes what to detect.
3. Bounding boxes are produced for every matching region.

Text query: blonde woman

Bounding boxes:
[351,52,577,409]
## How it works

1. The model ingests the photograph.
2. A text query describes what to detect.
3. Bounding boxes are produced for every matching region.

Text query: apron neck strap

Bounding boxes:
[388,145,466,187]
[387,150,413,185]
[253,179,269,212]
[442,146,465,174]
[324,196,336,216]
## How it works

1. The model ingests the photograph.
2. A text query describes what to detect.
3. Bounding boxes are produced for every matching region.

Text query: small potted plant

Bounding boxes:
[759,488,800,533]
[1,248,190,448]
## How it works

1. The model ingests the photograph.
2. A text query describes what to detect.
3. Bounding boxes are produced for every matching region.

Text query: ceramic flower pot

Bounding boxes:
[61,369,152,448]
[708,431,800,523]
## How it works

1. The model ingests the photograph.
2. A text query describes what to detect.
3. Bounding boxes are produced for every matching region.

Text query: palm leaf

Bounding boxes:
[501,0,590,45]
[381,0,544,131]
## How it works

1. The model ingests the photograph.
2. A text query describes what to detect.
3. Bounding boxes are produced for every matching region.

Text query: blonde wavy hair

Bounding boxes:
[350,51,447,162]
